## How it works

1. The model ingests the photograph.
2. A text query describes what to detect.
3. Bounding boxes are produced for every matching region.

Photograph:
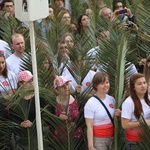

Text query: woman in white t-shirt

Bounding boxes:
[84,72,120,150]
[121,73,150,150]
[0,52,17,99]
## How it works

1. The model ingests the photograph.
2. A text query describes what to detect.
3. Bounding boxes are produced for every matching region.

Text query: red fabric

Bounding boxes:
[54,100,82,141]
[126,128,143,142]
[93,123,114,138]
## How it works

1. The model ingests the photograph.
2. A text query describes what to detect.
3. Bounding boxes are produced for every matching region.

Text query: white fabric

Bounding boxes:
[64,0,70,11]
[86,46,100,58]
[0,40,12,58]
[6,54,22,76]
[121,96,150,121]
[62,68,96,92]
[0,70,18,95]
[82,70,96,92]
[84,95,115,126]
[62,67,77,91]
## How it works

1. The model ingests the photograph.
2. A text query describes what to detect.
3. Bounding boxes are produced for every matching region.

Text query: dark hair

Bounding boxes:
[77,13,89,34]
[129,73,150,120]
[0,52,8,77]
[92,72,109,91]
[54,0,64,3]
[2,0,14,8]
[144,55,150,84]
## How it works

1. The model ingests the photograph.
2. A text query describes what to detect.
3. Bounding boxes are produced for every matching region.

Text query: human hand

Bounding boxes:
[59,112,68,120]
[111,10,120,20]
[20,120,33,128]
[75,85,82,93]
[88,145,96,150]
[115,109,121,117]
[125,7,133,17]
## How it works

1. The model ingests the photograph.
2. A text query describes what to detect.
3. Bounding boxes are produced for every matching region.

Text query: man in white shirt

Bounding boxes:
[6,33,25,76]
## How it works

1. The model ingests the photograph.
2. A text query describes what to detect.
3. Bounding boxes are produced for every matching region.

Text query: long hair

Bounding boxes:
[129,73,150,120]
[77,14,89,35]
[144,55,150,86]
[0,52,8,78]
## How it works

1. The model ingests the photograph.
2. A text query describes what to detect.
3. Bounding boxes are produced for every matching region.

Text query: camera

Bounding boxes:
[118,9,127,14]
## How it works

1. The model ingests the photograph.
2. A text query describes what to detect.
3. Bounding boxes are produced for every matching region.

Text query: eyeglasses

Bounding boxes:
[5,5,13,8]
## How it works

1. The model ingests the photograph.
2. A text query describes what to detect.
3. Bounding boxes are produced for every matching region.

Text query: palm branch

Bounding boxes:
[0,0,150,149]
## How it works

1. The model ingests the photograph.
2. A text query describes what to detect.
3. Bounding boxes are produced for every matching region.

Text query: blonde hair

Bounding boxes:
[11,33,24,44]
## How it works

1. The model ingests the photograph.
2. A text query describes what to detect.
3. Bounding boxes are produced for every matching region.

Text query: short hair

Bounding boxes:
[11,33,24,44]
[99,7,112,17]
[54,0,64,3]
[92,72,109,91]
[2,0,14,8]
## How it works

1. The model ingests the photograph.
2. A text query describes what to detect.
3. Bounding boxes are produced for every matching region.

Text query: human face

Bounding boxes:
[81,15,90,27]
[62,13,71,25]
[65,35,74,48]
[23,78,34,90]
[116,2,123,10]
[3,2,14,12]
[96,77,110,94]
[57,82,70,96]
[0,56,5,75]
[11,35,25,56]
[44,58,50,71]
[49,8,54,17]
[102,8,112,20]
[55,0,63,8]
[59,43,69,58]
[134,77,147,96]
[85,8,92,16]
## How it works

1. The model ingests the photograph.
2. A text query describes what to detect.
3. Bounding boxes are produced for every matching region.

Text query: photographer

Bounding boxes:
[113,1,138,30]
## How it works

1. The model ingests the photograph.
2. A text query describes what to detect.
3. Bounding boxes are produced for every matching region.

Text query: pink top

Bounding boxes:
[54,100,82,141]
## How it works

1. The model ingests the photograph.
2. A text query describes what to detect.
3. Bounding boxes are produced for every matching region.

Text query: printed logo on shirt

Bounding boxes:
[109,103,114,108]
[2,81,9,86]
[86,82,91,87]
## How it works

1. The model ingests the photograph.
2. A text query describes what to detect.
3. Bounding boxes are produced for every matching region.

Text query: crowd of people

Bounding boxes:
[0,0,150,150]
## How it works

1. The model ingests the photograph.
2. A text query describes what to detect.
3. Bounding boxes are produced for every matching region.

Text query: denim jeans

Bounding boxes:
[125,140,139,150]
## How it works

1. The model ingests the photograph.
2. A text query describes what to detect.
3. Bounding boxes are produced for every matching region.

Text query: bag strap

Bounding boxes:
[93,95,114,125]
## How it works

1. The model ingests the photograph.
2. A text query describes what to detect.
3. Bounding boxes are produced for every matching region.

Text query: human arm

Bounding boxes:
[122,117,150,129]
[121,117,140,129]
[85,118,96,150]
[115,109,121,117]
[121,97,150,129]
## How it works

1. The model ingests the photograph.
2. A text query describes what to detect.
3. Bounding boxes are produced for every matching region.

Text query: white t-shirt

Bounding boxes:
[0,70,18,95]
[0,40,12,58]
[84,94,115,126]
[121,96,150,121]
[6,54,22,76]
[62,68,96,92]
[81,70,96,92]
